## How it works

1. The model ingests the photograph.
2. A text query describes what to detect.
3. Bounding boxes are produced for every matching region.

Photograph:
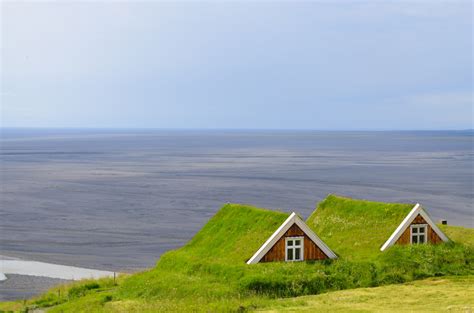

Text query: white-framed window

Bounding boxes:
[285,237,304,261]
[410,224,428,244]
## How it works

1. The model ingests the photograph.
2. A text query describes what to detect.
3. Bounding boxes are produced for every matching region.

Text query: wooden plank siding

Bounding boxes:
[395,214,443,245]
[260,223,329,262]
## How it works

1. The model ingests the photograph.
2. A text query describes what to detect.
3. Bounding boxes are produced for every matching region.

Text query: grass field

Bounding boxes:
[2,276,473,312]
[260,275,474,312]
[1,197,473,312]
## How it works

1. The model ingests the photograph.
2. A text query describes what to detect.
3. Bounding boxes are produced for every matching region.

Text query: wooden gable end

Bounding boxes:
[260,223,329,262]
[395,214,443,245]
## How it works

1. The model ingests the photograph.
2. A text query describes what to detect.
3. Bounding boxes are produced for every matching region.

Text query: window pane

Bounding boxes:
[295,248,301,260]
[412,228,418,234]
[419,235,425,243]
[412,236,418,243]
[287,240,293,246]
[287,248,293,260]
[295,240,301,246]
[419,227,425,233]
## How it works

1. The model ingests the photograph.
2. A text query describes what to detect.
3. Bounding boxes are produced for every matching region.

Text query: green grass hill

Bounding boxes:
[307,194,416,260]
[1,198,473,312]
[170,203,289,264]
[260,275,474,312]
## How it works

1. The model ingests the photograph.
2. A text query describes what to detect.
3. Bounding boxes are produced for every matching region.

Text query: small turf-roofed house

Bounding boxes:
[380,203,449,251]
[247,212,337,264]
[307,195,449,259]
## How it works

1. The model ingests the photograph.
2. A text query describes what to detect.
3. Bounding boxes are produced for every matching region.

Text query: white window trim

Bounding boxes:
[410,224,428,244]
[285,236,304,262]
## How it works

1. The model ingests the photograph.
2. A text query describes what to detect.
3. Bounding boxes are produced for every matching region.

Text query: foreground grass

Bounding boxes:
[260,275,474,312]
[0,276,123,313]
[2,275,473,312]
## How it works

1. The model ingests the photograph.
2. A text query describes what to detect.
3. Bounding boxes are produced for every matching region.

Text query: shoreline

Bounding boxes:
[0,257,115,282]
[0,255,115,301]
[0,274,69,301]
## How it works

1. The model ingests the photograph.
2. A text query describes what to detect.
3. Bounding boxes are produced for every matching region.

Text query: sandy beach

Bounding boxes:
[0,258,114,281]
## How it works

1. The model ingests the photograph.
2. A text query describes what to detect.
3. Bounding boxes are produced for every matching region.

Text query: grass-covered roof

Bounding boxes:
[307,195,415,260]
[171,196,418,264]
[170,203,289,264]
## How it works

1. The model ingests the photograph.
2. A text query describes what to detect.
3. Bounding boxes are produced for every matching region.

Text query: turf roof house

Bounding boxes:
[307,195,449,259]
[247,212,337,264]
[380,202,449,250]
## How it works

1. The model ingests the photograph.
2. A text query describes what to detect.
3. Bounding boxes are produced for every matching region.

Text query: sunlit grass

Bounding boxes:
[259,275,474,312]
[307,194,415,260]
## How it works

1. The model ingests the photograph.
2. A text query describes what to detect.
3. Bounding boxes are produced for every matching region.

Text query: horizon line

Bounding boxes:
[1,127,473,132]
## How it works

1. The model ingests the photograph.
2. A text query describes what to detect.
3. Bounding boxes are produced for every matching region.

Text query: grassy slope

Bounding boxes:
[3,275,473,313]
[307,195,416,260]
[170,203,289,264]
[441,224,474,247]
[1,200,473,312]
[260,275,474,312]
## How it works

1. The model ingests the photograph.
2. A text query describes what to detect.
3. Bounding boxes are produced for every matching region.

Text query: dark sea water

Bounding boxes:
[1,129,473,273]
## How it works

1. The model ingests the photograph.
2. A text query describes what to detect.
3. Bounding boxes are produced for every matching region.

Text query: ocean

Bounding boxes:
[0,129,472,298]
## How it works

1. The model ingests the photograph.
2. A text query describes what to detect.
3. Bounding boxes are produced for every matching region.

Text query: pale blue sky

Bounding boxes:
[1,1,472,129]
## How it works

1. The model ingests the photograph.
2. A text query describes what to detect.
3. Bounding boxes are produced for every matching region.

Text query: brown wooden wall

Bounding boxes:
[395,214,443,245]
[260,223,329,262]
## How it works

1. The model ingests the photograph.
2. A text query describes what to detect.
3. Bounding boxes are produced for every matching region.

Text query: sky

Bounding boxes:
[1,1,473,130]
